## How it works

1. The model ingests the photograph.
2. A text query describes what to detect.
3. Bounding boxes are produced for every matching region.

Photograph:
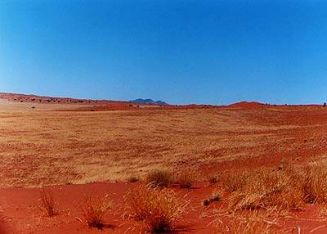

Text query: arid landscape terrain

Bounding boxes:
[1,93,327,233]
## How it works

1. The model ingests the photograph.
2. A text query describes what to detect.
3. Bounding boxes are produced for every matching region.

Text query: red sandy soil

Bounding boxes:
[1,92,327,233]
[1,182,327,234]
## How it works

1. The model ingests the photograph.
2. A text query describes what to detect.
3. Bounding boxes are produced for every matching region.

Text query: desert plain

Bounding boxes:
[1,93,327,233]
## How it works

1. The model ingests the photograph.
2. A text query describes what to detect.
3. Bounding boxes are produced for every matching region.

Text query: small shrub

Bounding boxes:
[81,195,112,229]
[146,169,172,188]
[124,184,187,233]
[39,188,58,217]
[127,175,140,183]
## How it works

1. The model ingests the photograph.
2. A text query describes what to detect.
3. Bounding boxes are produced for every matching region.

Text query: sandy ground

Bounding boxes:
[1,95,327,233]
[2,183,327,234]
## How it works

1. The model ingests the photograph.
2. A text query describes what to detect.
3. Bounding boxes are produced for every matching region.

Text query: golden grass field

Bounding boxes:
[1,98,327,187]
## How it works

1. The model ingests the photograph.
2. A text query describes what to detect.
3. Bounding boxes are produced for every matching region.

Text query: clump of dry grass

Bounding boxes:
[202,191,221,207]
[174,171,195,189]
[80,195,112,229]
[220,171,248,193]
[222,161,327,212]
[227,167,305,211]
[124,184,188,233]
[214,208,280,234]
[303,163,327,204]
[39,188,58,217]
[146,169,172,188]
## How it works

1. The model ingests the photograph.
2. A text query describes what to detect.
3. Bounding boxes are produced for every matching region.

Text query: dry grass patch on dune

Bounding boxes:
[174,170,196,189]
[222,161,327,212]
[146,169,172,188]
[220,171,249,193]
[303,163,327,203]
[214,208,281,234]
[39,188,58,217]
[124,184,188,233]
[80,195,112,229]
[228,168,304,210]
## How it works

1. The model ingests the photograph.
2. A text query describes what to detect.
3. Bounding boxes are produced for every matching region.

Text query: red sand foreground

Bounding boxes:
[1,182,327,233]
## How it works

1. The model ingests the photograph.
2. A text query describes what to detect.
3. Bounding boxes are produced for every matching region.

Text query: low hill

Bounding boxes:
[130,98,168,105]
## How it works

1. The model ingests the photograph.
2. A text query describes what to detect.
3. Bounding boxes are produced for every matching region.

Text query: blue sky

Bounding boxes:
[0,0,327,105]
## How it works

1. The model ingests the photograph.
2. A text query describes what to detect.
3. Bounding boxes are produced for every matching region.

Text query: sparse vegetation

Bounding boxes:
[146,170,172,188]
[221,161,327,212]
[174,171,195,189]
[127,175,140,183]
[220,171,248,193]
[202,191,221,207]
[39,188,58,217]
[124,184,187,233]
[303,163,327,203]
[214,209,280,234]
[80,195,112,229]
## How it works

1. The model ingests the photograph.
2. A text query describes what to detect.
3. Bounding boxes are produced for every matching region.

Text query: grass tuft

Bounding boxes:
[80,195,112,229]
[124,184,187,233]
[39,188,58,217]
[174,171,195,189]
[146,170,172,188]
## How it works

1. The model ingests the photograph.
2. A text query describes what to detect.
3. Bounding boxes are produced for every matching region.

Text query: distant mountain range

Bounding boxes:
[130,98,168,105]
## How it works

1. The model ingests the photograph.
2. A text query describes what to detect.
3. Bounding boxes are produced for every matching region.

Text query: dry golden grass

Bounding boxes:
[303,163,327,203]
[124,184,187,233]
[214,208,280,234]
[1,99,327,187]
[222,161,327,212]
[174,170,196,189]
[220,171,248,193]
[80,195,112,229]
[146,170,172,188]
[39,188,58,217]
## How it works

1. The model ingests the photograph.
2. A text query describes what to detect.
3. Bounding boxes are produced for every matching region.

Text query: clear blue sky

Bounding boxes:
[1,0,327,105]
